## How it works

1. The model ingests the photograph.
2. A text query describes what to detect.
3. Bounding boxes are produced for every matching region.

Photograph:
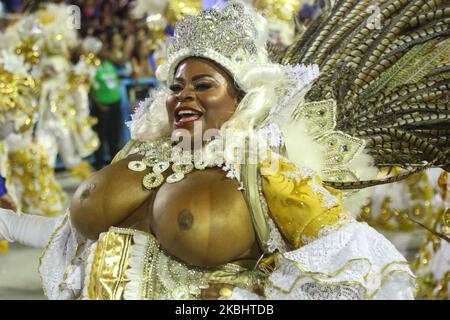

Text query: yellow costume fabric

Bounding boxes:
[0,241,8,254]
[8,143,67,216]
[260,156,351,248]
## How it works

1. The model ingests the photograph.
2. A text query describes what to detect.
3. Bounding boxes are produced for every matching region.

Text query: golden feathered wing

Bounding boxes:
[273,0,450,190]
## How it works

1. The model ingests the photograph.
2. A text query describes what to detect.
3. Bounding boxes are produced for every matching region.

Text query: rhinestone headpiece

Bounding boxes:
[156,2,269,87]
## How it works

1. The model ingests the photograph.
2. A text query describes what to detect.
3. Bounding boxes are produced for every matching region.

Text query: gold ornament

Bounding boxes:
[0,68,39,132]
[167,172,185,184]
[80,53,101,67]
[70,161,92,180]
[128,161,147,172]
[153,162,170,174]
[143,156,160,167]
[219,287,233,299]
[172,163,194,175]
[127,140,213,189]
[15,39,41,65]
[143,172,164,190]
[443,208,450,228]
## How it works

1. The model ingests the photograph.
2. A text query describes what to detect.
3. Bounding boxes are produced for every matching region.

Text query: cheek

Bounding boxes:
[200,91,237,119]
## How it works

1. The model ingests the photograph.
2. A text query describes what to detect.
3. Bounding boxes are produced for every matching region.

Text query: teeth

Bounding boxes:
[178,110,195,116]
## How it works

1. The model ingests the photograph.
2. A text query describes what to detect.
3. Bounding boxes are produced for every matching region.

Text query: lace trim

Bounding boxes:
[264,221,418,299]
[280,256,413,282]
[38,212,69,299]
[81,242,97,300]
[269,64,320,116]
[266,254,417,299]
[265,268,417,300]
[257,173,287,253]
[300,215,352,246]
[308,178,339,209]
[281,167,315,181]
[58,242,86,296]
[257,123,285,149]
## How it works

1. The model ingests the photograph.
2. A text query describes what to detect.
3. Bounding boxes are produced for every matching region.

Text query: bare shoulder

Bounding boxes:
[70,154,152,240]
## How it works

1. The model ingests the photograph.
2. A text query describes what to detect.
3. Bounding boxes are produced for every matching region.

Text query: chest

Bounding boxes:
[150,168,256,267]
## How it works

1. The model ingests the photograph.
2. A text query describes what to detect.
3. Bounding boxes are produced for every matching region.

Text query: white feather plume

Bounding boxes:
[127,90,170,142]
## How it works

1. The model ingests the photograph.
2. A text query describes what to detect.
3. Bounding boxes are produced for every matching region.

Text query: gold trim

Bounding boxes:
[282,256,412,283]
[109,226,149,237]
[241,139,270,253]
[112,140,138,163]
[368,269,418,299]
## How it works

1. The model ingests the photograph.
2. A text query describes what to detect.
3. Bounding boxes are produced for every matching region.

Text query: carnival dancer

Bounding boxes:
[413,170,450,299]
[0,119,17,254]
[0,1,449,300]
[0,14,67,219]
[35,3,99,179]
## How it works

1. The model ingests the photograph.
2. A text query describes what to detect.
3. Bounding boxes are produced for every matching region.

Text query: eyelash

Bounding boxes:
[169,84,182,92]
[169,82,213,93]
[194,83,212,91]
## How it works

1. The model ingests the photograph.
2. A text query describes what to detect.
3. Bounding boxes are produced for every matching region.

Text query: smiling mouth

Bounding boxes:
[174,108,204,127]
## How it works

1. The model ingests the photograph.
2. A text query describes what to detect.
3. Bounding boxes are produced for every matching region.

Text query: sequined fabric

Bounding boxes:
[169,2,257,59]
[157,2,270,85]
[83,227,263,300]
[260,154,351,248]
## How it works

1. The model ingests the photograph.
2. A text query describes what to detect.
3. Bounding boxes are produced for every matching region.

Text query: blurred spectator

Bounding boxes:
[102,29,134,76]
[131,40,154,79]
[297,0,321,30]
[136,24,148,43]
[81,0,101,20]
[4,0,23,12]
[91,42,122,170]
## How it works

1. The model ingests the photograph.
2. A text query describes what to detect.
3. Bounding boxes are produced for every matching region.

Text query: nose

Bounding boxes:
[176,86,194,102]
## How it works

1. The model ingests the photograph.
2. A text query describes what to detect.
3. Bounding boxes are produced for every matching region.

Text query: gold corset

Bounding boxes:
[83,227,263,300]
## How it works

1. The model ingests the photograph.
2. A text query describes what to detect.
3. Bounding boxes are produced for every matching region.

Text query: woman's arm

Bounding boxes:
[0,208,58,248]
[256,154,417,300]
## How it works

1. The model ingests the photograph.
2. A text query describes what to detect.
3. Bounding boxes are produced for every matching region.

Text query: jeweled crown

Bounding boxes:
[156,2,268,85]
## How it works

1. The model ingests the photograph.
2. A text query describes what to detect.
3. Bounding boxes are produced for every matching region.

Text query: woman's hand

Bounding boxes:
[0,193,17,212]
[200,283,234,300]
